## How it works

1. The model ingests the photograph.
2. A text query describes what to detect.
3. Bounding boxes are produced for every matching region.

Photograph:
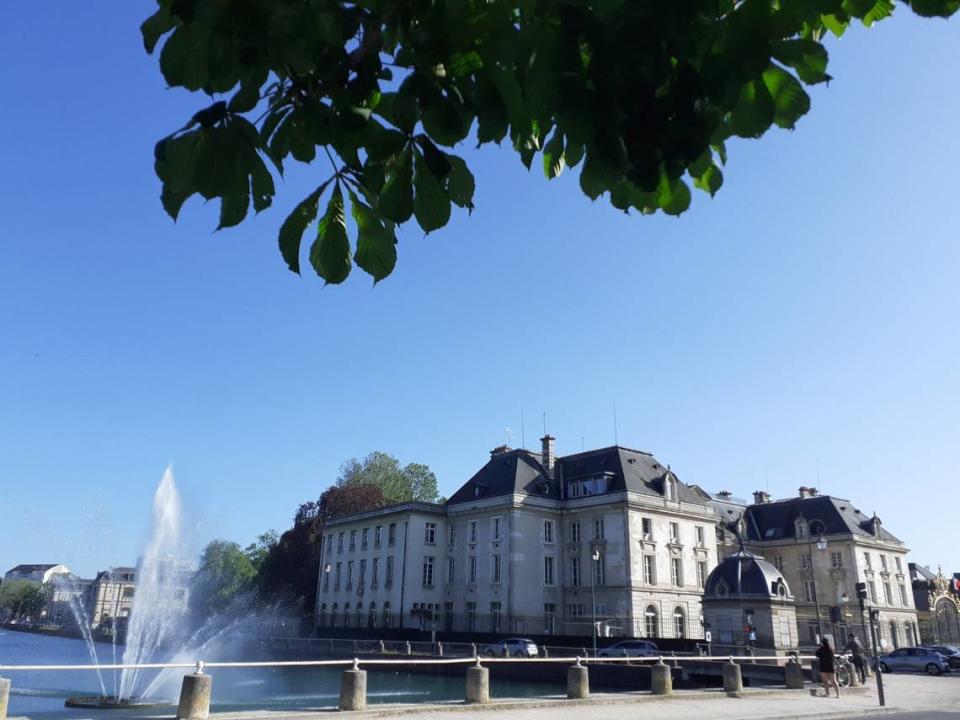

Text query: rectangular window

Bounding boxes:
[327,535,334,557]
[571,556,581,587]
[899,583,908,605]
[385,556,394,588]
[492,553,502,584]
[544,556,556,585]
[803,580,815,603]
[544,603,557,633]
[466,602,477,632]
[800,553,811,570]
[447,557,455,584]
[880,555,888,571]
[349,530,356,551]
[422,556,435,587]
[864,552,872,570]
[323,567,331,591]
[374,525,382,548]
[773,556,784,571]
[595,555,606,586]
[469,555,477,583]
[338,532,344,553]
[695,526,705,547]
[359,559,367,587]
[594,518,605,540]
[641,517,653,539]
[425,522,437,545]
[895,557,903,573]
[566,604,585,618]
[490,602,502,632]
[669,522,680,543]
[867,580,877,603]
[697,561,707,589]
[492,517,502,541]
[371,558,379,587]
[643,555,656,585]
[469,520,478,544]
[448,525,456,546]
[544,520,555,544]
[670,557,682,587]
[883,582,892,605]
[570,521,581,543]
[346,561,354,589]
[831,551,843,569]
[388,523,396,546]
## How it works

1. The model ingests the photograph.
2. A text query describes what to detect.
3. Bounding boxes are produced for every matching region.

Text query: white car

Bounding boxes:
[485,638,539,657]
[599,640,660,657]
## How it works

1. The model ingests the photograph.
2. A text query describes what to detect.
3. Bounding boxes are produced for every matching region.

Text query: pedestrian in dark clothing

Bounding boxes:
[845,633,867,684]
[816,638,841,698]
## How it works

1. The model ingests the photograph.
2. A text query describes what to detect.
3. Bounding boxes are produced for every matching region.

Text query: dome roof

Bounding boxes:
[704,550,793,601]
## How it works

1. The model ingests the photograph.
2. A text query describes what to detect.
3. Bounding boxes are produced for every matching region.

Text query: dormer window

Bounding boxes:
[796,519,808,539]
[568,474,609,498]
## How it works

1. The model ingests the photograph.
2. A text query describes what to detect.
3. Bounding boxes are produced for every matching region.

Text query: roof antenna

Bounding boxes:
[542,412,547,437]
[521,408,526,449]
[613,401,619,445]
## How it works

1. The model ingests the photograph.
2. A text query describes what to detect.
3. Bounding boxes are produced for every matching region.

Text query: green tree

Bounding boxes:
[144,0,956,284]
[244,530,279,571]
[337,452,440,503]
[0,580,48,622]
[191,540,258,620]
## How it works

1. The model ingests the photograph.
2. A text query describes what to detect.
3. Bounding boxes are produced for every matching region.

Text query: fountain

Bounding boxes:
[66,467,190,709]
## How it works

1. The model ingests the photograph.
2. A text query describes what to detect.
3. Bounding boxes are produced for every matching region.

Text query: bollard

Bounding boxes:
[1,677,10,720]
[405,641,412,655]
[465,659,490,704]
[543,646,549,658]
[567,659,589,699]
[723,661,743,694]
[785,658,805,689]
[437,642,444,657]
[379,640,385,653]
[177,673,212,720]
[651,658,673,695]
[471,643,477,657]
[339,660,367,711]
[845,660,860,687]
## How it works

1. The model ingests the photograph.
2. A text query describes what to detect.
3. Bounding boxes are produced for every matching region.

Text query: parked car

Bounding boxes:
[599,640,660,658]
[925,645,960,669]
[875,647,951,675]
[485,638,539,657]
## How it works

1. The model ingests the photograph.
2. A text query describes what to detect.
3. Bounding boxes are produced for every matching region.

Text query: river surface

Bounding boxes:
[0,630,563,719]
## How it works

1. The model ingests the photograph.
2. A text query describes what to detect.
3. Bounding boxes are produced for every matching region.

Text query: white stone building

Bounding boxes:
[316,437,719,640]
[3,563,71,585]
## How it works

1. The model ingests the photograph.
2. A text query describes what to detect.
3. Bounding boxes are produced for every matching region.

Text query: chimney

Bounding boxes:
[717,490,732,498]
[753,490,771,505]
[540,435,556,477]
[798,486,818,499]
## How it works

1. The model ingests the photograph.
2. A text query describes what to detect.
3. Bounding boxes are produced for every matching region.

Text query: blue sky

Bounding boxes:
[1,4,958,579]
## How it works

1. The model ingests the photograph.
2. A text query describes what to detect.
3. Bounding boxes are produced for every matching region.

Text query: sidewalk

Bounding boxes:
[205,674,960,720]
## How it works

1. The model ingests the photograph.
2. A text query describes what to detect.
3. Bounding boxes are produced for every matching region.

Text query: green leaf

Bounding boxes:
[194,128,243,199]
[415,136,452,180]
[228,80,261,113]
[762,65,811,129]
[309,185,352,284]
[773,39,829,84]
[161,184,192,221]
[217,192,250,230]
[579,155,607,200]
[421,91,470,147]
[693,165,724,196]
[729,79,775,139]
[449,51,483,79]
[278,181,330,274]
[250,156,274,213]
[863,0,895,25]
[564,142,585,169]
[141,7,177,53]
[908,0,960,17]
[657,174,691,216]
[542,130,565,179]
[159,25,210,91]
[380,145,415,223]
[351,191,397,282]
[155,132,199,194]
[445,155,475,210]
[821,13,850,37]
[414,149,451,233]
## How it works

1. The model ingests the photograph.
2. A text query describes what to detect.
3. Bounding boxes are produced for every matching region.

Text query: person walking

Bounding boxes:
[845,633,867,684]
[816,638,841,698]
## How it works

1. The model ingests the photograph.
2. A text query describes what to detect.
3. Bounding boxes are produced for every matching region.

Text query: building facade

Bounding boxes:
[716,488,920,650]
[88,567,137,634]
[909,564,960,645]
[3,564,71,585]
[316,438,719,640]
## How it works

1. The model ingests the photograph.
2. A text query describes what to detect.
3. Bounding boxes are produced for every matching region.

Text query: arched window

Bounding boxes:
[673,606,686,638]
[383,602,392,628]
[319,603,327,627]
[368,603,377,628]
[645,605,659,638]
[356,602,363,627]
[344,602,351,627]
[331,603,338,627]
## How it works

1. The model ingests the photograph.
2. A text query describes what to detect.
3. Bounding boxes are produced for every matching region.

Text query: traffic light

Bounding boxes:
[855,582,868,600]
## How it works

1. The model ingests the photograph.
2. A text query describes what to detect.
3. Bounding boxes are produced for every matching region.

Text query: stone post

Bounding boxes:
[845,660,860,687]
[723,660,743,694]
[651,658,673,695]
[339,660,367,711]
[785,658,805,689]
[379,640,385,653]
[1,677,11,720]
[465,659,490,704]
[405,641,412,655]
[567,660,589,699]
[177,672,212,720]
[437,642,444,657]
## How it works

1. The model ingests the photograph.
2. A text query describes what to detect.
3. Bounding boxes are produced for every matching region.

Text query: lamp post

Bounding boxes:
[591,547,601,658]
[803,517,828,643]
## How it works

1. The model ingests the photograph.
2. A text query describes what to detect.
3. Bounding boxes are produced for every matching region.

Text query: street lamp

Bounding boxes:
[591,547,601,658]
[803,516,827,643]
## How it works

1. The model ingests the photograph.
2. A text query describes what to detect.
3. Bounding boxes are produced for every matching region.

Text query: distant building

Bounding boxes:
[88,567,136,634]
[909,564,960,645]
[3,564,71,585]
[316,437,719,640]
[715,487,920,650]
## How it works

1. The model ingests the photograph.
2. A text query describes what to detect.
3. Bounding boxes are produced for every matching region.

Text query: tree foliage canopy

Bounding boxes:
[145,0,956,284]
[0,580,50,622]
[336,451,440,503]
[191,539,258,620]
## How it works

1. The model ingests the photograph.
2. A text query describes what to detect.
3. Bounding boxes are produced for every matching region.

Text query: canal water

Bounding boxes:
[0,630,564,718]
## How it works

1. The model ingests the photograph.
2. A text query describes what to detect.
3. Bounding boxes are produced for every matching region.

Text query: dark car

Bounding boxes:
[926,645,960,669]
